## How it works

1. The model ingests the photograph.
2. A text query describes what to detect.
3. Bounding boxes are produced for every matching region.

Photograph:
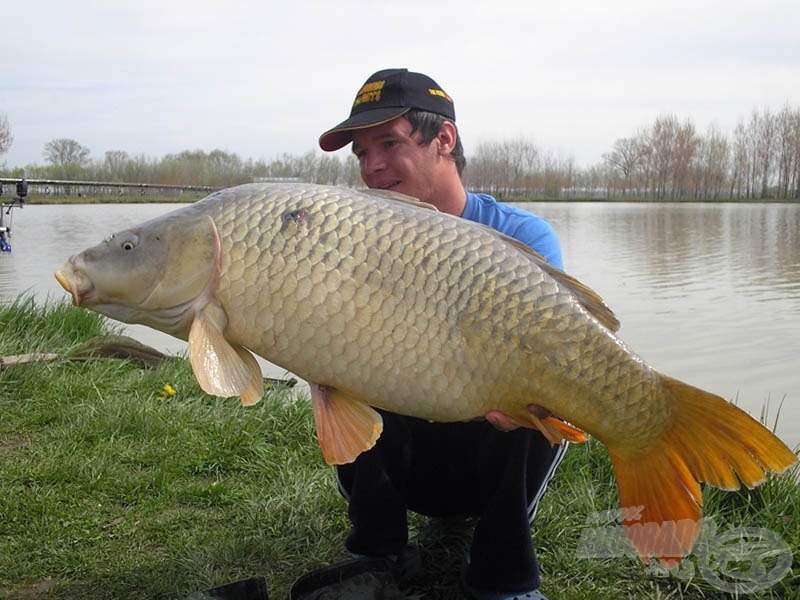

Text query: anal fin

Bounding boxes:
[539,416,587,444]
[508,410,587,445]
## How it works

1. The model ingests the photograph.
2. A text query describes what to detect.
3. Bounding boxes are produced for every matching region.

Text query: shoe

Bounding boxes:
[460,553,547,600]
[288,545,422,599]
[351,544,423,582]
[184,576,269,600]
[460,577,548,600]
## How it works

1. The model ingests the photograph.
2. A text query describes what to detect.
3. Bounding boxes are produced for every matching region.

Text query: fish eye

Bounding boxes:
[120,236,138,251]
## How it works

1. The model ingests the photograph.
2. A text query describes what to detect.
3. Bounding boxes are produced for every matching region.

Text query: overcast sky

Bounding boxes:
[2,0,799,171]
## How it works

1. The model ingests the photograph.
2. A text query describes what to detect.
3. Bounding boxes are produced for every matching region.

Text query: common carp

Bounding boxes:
[55,183,797,565]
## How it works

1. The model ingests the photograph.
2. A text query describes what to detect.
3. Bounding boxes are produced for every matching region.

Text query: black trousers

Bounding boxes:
[336,409,567,592]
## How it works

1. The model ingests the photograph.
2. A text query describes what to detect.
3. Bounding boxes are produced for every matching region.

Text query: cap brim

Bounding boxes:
[318,107,411,151]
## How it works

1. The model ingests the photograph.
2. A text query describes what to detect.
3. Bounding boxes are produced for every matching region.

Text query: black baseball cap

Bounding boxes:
[319,68,456,152]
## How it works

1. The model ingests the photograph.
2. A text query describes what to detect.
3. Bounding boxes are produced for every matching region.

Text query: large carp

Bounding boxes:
[55,183,796,564]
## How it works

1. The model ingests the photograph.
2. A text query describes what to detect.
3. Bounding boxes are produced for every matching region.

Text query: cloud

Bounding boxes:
[2,0,799,169]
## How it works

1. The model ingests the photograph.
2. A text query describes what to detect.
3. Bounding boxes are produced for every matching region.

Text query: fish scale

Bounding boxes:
[55,182,797,566]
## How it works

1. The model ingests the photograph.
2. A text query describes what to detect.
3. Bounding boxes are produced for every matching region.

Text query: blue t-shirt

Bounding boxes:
[462,192,563,270]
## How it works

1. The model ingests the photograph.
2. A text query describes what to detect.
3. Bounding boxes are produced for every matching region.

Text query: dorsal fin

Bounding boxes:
[471,222,620,332]
[365,188,619,332]
[363,188,440,212]
[537,259,620,332]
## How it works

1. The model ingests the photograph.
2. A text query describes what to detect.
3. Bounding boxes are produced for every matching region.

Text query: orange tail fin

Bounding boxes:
[607,374,798,566]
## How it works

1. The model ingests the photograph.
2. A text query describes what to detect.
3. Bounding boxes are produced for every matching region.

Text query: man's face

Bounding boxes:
[351,116,443,204]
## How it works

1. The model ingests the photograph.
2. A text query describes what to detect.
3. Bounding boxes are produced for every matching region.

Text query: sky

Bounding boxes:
[2,0,799,171]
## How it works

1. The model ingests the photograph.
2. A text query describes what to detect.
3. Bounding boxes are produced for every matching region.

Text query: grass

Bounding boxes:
[1,297,798,599]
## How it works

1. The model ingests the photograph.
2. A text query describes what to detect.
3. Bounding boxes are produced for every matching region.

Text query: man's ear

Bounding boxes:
[436,121,458,155]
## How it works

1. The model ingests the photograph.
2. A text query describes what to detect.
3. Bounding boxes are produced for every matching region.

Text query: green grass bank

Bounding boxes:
[1,298,797,599]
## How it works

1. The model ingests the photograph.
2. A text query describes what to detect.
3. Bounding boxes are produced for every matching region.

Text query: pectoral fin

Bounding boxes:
[188,303,264,405]
[233,346,267,406]
[310,384,383,465]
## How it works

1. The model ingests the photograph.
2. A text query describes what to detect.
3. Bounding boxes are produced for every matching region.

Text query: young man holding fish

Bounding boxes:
[316,68,563,600]
[55,68,797,599]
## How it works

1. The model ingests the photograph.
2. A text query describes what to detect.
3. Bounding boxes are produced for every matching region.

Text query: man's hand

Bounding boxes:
[486,404,551,432]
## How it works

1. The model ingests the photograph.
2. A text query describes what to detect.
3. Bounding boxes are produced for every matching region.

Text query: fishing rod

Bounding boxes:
[0,179,27,253]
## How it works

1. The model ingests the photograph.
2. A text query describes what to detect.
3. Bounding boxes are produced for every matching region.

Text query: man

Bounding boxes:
[316,68,566,600]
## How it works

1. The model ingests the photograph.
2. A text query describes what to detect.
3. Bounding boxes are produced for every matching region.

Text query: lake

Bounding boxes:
[1,200,798,449]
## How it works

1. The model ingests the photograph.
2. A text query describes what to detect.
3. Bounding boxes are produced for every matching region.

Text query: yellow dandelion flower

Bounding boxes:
[158,384,177,402]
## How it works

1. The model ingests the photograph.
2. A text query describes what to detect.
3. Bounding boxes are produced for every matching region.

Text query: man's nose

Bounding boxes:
[362,151,385,175]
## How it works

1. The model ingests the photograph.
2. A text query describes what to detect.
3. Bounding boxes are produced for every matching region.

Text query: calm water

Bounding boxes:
[1,201,798,449]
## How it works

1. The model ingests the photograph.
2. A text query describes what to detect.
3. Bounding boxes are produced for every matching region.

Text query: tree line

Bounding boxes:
[2,106,799,200]
[599,106,800,200]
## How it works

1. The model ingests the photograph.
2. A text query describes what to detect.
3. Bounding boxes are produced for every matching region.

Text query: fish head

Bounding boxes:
[55,211,221,337]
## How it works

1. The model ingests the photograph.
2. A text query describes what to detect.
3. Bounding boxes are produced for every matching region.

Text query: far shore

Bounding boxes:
[8,192,800,206]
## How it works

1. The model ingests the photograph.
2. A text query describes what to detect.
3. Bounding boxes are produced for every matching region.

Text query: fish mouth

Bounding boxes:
[54,268,95,306]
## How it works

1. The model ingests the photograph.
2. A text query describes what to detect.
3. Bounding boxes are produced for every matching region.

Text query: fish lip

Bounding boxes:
[54,269,95,306]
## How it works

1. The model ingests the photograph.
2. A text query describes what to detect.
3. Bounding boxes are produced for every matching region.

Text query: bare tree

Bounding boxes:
[729,121,750,199]
[693,125,729,200]
[603,137,643,195]
[790,110,800,198]
[341,154,362,187]
[756,108,777,198]
[104,150,130,180]
[670,119,698,198]
[648,116,678,199]
[638,115,698,199]
[539,152,574,198]
[504,138,540,186]
[465,138,540,196]
[0,114,12,157]
[316,153,343,185]
[43,138,91,167]
[774,106,799,199]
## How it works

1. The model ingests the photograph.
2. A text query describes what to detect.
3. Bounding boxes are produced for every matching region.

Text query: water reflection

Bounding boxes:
[532,203,800,306]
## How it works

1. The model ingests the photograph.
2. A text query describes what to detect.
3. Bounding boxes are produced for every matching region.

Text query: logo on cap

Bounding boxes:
[428,88,452,103]
[353,80,386,108]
